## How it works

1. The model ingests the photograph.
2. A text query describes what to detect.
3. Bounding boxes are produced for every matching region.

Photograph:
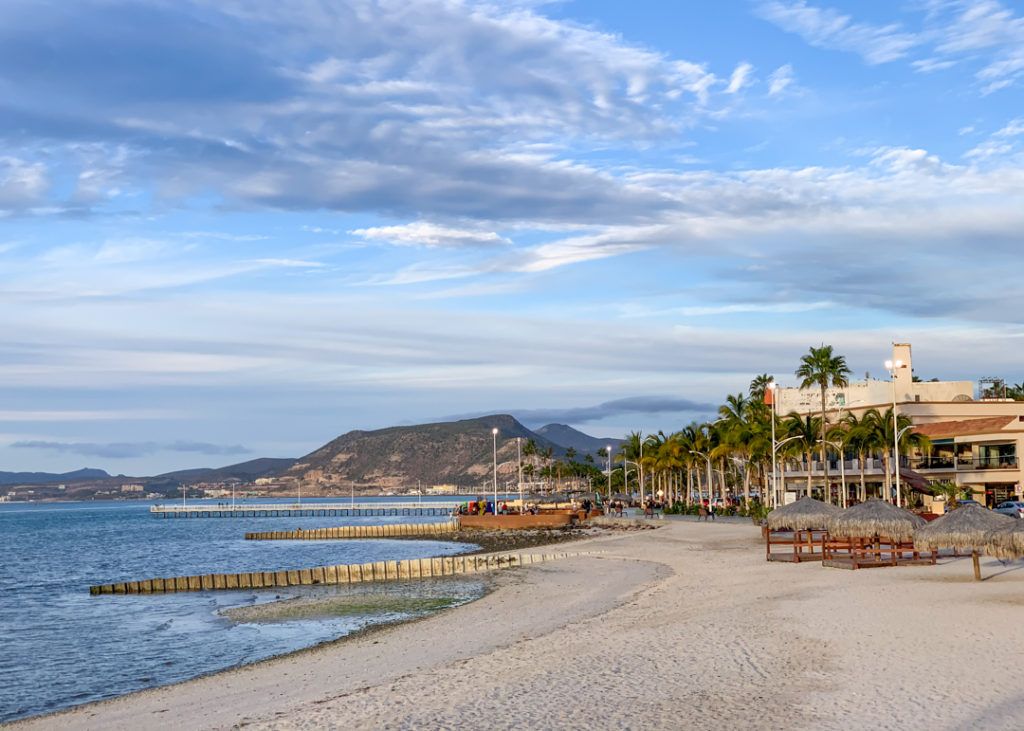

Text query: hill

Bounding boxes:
[0,468,111,486]
[534,424,619,455]
[284,414,565,489]
[154,457,296,484]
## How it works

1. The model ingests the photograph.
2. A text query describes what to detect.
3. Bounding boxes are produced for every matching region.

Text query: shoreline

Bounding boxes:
[14,521,1024,729]
[6,527,617,726]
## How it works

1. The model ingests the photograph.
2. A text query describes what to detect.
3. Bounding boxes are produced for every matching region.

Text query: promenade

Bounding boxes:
[16,519,1024,730]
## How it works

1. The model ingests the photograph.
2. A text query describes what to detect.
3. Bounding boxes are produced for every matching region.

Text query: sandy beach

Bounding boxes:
[13,519,1024,730]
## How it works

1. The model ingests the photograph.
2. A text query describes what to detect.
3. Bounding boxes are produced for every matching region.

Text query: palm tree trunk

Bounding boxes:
[743,465,751,509]
[780,458,787,504]
[820,384,829,503]
[858,449,867,502]
[805,450,813,498]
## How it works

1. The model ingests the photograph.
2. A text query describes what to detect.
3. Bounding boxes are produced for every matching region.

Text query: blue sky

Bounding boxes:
[3,0,1024,475]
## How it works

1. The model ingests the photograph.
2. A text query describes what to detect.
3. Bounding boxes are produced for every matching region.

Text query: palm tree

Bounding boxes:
[620,431,645,501]
[748,373,774,403]
[783,412,822,499]
[864,407,931,501]
[843,412,876,502]
[795,345,852,503]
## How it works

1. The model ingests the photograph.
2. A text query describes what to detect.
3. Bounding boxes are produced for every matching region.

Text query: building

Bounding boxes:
[772,343,1023,508]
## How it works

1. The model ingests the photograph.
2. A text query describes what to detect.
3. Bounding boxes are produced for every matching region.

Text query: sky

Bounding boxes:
[3,0,1024,475]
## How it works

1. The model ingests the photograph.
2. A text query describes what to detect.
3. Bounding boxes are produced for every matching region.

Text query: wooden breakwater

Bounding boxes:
[89,550,599,595]
[244,520,459,541]
[151,502,460,519]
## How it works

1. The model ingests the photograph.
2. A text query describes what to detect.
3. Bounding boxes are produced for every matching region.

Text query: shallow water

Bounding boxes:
[0,500,480,722]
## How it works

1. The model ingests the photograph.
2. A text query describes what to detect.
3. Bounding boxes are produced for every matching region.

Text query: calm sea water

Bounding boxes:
[0,499,483,723]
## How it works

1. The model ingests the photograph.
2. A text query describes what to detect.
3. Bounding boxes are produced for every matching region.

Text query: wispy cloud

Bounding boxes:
[11,440,250,459]
[756,1,919,64]
[767,64,795,94]
[351,222,512,248]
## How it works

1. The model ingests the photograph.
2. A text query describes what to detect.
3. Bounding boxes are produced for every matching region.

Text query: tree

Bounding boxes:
[565,447,577,462]
[843,412,877,502]
[795,345,852,503]
[748,373,774,403]
[864,407,931,501]
[783,412,822,499]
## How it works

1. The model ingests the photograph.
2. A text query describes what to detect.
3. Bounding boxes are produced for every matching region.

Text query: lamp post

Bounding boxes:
[606,445,612,499]
[772,436,804,506]
[690,450,713,507]
[768,381,778,508]
[517,437,524,514]
[895,424,914,506]
[819,439,848,508]
[885,358,904,506]
[492,428,499,515]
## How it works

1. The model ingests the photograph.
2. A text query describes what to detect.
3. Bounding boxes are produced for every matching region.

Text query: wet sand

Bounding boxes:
[13,520,1024,730]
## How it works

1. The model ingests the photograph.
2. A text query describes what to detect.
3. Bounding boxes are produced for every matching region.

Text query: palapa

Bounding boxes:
[914,503,1015,552]
[915,503,1016,581]
[767,497,841,531]
[983,520,1024,561]
[827,498,925,542]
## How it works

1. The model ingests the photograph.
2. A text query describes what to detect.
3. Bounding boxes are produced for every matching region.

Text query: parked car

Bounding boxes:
[994,501,1024,519]
[945,499,983,512]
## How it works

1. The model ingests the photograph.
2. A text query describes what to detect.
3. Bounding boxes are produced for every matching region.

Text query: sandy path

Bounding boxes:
[14,521,1024,730]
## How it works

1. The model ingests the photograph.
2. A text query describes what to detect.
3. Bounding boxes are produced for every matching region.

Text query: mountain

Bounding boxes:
[534,424,619,455]
[154,457,296,484]
[0,468,111,486]
[285,414,564,489]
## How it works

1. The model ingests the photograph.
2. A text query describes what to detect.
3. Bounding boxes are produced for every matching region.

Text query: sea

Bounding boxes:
[0,498,488,723]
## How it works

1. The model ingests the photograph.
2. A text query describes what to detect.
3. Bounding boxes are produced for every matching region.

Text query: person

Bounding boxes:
[500,502,509,515]
[698,506,707,521]
[708,504,716,521]
[644,499,654,518]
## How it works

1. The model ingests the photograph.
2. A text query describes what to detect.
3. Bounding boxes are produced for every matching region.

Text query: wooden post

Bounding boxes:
[973,550,982,581]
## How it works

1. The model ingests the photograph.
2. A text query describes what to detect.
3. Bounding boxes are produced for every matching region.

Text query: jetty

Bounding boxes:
[89,550,601,594]
[150,501,461,519]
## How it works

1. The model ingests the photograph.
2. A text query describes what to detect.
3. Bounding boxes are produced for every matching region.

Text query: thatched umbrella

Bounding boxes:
[914,504,1016,580]
[827,498,925,542]
[767,497,841,531]
[983,520,1024,562]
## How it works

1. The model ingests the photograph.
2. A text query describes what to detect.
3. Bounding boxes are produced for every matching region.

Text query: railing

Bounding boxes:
[958,456,1018,470]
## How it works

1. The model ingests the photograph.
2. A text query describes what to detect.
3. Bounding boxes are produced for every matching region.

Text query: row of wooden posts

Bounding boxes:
[244,520,459,541]
[89,550,597,595]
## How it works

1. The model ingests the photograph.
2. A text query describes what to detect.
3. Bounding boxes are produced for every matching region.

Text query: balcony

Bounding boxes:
[959,455,1019,471]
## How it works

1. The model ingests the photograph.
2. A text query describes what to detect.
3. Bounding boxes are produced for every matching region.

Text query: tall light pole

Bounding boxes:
[768,381,778,508]
[606,445,612,499]
[772,436,804,506]
[492,428,499,515]
[517,437,523,514]
[885,358,904,506]
[690,450,713,506]
[634,432,643,507]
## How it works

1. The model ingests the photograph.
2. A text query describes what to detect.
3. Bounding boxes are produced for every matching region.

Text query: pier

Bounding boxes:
[150,501,461,519]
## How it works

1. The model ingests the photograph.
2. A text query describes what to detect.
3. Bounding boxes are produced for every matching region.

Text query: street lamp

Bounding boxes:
[819,439,848,508]
[894,424,914,505]
[772,435,804,506]
[492,428,499,515]
[690,450,713,507]
[768,381,778,508]
[606,445,612,499]
[517,437,524,514]
[885,358,904,506]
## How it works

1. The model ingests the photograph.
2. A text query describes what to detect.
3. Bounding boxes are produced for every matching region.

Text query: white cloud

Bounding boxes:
[726,62,755,93]
[756,1,919,64]
[351,222,512,248]
[767,64,795,94]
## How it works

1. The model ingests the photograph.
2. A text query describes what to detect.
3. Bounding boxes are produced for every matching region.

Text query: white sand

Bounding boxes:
[14,521,1024,730]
